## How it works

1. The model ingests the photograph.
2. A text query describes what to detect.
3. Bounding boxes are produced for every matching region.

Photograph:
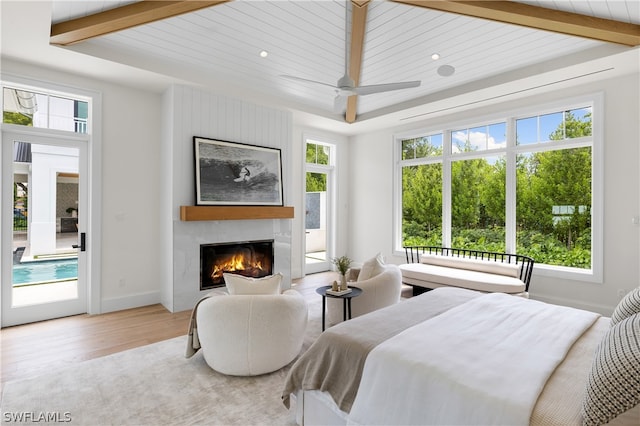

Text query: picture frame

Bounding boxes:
[194,137,284,206]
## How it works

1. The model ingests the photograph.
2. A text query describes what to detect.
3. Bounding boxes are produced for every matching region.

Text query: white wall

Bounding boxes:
[100,80,163,311]
[347,72,640,315]
[2,59,163,313]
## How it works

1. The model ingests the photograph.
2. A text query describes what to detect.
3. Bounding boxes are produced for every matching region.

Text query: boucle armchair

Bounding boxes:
[195,289,308,376]
[327,263,402,326]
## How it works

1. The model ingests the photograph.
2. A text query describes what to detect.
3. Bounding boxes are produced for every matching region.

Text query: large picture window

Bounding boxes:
[396,97,599,278]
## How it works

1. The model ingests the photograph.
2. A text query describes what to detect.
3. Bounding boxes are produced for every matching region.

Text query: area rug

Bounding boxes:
[1,297,323,426]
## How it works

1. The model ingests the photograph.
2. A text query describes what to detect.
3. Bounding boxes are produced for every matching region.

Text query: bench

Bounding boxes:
[400,246,535,297]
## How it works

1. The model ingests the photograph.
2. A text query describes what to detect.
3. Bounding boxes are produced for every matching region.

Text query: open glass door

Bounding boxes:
[2,133,87,326]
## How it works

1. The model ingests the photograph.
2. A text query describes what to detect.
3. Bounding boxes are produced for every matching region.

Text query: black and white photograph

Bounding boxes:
[194,137,283,206]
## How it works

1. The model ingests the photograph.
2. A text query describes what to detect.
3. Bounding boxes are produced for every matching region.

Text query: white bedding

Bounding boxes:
[347,293,600,426]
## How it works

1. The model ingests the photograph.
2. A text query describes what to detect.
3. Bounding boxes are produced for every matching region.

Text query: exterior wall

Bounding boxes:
[29,145,78,256]
[347,72,640,316]
[56,182,78,219]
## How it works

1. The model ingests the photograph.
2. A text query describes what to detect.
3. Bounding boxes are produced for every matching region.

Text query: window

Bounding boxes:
[515,107,593,270]
[396,98,599,278]
[2,87,89,134]
[401,135,443,246]
[402,134,443,159]
[306,141,330,165]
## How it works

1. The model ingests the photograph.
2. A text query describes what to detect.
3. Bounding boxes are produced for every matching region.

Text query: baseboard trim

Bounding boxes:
[101,291,161,314]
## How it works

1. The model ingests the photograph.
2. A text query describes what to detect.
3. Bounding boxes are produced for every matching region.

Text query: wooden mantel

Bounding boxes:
[180,205,294,221]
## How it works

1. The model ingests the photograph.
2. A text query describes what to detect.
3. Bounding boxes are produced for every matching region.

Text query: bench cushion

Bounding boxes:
[419,254,521,278]
[399,262,526,294]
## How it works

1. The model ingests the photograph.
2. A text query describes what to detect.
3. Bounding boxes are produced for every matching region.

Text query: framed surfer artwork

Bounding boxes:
[194,137,283,206]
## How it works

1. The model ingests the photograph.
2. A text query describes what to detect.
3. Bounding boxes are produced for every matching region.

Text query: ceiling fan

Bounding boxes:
[280,1,421,113]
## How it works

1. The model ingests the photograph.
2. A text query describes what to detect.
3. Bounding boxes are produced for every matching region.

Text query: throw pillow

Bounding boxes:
[581,313,640,426]
[223,272,282,295]
[611,287,640,326]
[358,253,385,282]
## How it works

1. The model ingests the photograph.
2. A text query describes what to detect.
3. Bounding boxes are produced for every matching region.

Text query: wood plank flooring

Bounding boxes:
[0,272,337,392]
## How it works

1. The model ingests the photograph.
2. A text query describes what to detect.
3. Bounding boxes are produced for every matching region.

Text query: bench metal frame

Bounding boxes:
[403,246,535,292]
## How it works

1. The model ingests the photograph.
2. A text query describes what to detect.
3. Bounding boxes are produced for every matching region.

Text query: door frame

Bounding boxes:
[303,139,336,275]
[2,131,88,325]
[0,75,102,326]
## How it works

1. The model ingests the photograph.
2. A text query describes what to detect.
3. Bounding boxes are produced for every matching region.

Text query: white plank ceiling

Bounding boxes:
[48,0,640,123]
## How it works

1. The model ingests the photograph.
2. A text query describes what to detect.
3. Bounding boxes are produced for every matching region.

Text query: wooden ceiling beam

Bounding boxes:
[391,0,640,47]
[50,0,230,46]
[345,0,370,124]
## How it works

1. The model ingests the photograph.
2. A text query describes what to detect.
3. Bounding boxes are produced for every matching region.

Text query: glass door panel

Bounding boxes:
[305,171,330,273]
[2,134,87,326]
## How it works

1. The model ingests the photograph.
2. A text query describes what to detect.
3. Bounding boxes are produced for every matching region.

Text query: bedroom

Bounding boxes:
[1,0,638,319]
[0,0,639,423]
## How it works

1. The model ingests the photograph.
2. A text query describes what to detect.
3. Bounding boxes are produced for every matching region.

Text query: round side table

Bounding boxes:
[316,285,363,331]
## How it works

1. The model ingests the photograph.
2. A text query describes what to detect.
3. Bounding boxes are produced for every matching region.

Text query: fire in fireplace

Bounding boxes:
[200,240,274,290]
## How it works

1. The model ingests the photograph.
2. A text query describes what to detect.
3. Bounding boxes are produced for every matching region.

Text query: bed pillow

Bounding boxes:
[611,287,640,326]
[581,313,640,426]
[223,273,282,295]
[358,253,385,282]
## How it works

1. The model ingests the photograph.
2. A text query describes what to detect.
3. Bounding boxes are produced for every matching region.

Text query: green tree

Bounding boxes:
[402,136,441,159]
[530,110,592,249]
[480,157,506,227]
[402,163,442,231]
[306,172,326,192]
[306,143,329,192]
[3,111,32,126]
[529,147,591,249]
[306,143,329,164]
[451,153,492,228]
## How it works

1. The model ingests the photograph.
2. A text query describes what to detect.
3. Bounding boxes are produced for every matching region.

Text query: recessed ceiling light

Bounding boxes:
[431,53,440,60]
[437,64,455,77]
[259,50,268,58]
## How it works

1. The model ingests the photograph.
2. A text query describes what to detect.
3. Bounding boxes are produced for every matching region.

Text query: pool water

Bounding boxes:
[13,258,78,285]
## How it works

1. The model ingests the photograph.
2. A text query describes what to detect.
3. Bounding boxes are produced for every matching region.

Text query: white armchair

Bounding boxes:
[195,289,308,376]
[327,263,402,326]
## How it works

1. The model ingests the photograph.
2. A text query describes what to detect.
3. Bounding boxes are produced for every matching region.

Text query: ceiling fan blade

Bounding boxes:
[279,74,336,89]
[353,80,421,96]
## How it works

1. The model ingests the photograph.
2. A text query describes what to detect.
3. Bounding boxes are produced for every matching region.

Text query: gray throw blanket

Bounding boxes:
[185,293,214,358]
[185,289,230,358]
[281,287,483,413]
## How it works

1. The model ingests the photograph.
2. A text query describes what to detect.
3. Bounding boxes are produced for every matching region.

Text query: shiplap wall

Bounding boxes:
[161,85,293,312]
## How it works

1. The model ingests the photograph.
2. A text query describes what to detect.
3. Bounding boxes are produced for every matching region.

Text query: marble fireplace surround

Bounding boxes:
[172,217,292,312]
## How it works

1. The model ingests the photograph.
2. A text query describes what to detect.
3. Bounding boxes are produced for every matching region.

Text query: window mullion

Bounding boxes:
[505,118,517,253]
[442,130,452,247]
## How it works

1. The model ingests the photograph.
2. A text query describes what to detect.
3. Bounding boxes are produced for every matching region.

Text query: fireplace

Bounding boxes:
[200,240,274,290]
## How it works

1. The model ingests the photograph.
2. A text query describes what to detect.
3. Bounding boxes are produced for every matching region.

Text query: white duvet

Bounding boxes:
[347,293,599,426]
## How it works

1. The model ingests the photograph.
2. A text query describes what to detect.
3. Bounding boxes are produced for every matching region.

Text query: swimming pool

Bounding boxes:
[13,258,78,285]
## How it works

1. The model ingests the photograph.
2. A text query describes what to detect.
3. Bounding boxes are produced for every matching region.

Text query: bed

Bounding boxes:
[282,287,640,426]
